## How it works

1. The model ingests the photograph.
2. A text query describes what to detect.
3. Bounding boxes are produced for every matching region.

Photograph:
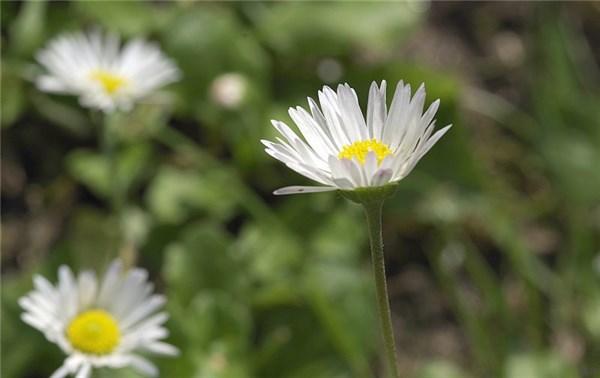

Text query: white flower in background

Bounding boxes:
[261,81,451,195]
[19,260,178,378]
[35,30,180,112]
[210,72,248,109]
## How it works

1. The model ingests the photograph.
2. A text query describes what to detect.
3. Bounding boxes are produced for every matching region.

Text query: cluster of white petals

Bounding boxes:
[36,30,180,112]
[262,81,451,195]
[19,260,178,378]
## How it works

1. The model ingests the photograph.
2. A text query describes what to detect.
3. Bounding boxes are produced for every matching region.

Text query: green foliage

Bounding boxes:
[2,2,600,378]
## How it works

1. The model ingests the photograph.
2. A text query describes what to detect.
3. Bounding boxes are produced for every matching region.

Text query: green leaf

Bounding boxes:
[66,143,153,199]
[146,166,238,223]
[234,223,302,305]
[257,2,424,56]
[417,360,469,378]
[163,221,240,302]
[72,0,164,36]
[9,0,46,57]
[66,149,110,198]
[504,352,578,378]
[64,207,122,267]
[0,62,25,127]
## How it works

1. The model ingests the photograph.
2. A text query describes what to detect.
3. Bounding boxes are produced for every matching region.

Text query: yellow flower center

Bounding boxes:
[67,309,120,355]
[338,139,392,164]
[89,70,127,95]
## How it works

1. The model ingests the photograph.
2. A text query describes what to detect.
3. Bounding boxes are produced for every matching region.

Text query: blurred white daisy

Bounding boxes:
[262,81,451,195]
[19,260,178,378]
[35,30,180,112]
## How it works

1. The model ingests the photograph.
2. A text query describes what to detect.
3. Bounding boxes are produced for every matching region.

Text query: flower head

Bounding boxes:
[35,30,180,112]
[19,260,178,378]
[210,72,248,109]
[262,81,451,195]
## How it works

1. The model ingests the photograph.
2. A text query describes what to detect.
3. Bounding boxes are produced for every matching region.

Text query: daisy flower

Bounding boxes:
[35,30,180,112]
[261,81,451,195]
[19,260,178,378]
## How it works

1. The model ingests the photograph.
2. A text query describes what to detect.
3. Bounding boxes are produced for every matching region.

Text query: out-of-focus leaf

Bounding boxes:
[162,6,268,115]
[299,210,374,376]
[234,223,303,306]
[109,101,174,141]
[504,352,578,378]
[583,295,600,339]
[146,166,238,223]
[120,206,152,247]
[30,92,92,137]
[64,208,121,268]
[9,0,46,57]
[116,142,154,193]
[256,2,424,56]
[191,342,250,378]
[417,360,469,378]
[0,62,25,127]
[304,263,375,377]
[72,0,166,36]
[309,207,364,261]
[183,293,251,349]
[66,143,153,199]
[66,149,110,198]
[541,135,600,205]
[163,221,241,302]
[254,306,343,378]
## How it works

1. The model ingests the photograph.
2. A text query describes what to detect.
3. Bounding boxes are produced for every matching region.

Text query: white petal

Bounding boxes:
[75,363,91,378]
[273,186,337,195]
[21,313,47,331]
[372,169,393,186]
[341,158,364,187]
[50,356,82,378]
[144,341,180,356]
[77,271,97,310]
[337,83,368,141]
[288,106,336,158]
[382,81,409,145]
[332,177,354,190]
[49,363,72,378]
[97,260,123,308]
[125,312,169,336]
[128,355,158,377]
[396,124,452,180]
[110,269,151,319]
[319,86,351,146]
[329,155,347,180]
[390,83,426,152]
[119,295,165,330]
[36,75,70,93]
[367,81,387,140]
[58,266,78,320]
[364,152,378,185]
[33,275,58,299]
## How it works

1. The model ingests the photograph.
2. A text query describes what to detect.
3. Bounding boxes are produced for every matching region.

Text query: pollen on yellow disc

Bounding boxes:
[89,70,127,94]
[67,309,121,355]
[338,139,392,165]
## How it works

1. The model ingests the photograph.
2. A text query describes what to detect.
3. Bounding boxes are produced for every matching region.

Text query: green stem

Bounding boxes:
[99,113,136,268]
[101,115,126,212]
[363,201,400,378]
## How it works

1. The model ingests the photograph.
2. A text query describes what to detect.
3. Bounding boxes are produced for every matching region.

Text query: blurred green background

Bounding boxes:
[2,1,600,377]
